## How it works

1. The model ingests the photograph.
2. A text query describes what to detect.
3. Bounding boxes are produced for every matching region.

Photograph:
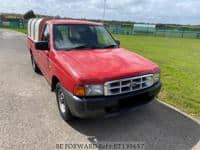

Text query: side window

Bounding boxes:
[42,25,49,41]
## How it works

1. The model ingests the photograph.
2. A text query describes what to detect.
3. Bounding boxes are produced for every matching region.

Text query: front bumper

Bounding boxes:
[63,82,161,118]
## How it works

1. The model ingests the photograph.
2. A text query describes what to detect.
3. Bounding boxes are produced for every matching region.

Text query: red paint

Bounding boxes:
[27,19,160,94]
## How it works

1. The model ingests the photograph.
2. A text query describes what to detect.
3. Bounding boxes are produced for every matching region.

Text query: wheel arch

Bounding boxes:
[51,75,60,92]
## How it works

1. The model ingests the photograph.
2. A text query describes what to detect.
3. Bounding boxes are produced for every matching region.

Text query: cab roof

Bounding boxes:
[46,19,103,26]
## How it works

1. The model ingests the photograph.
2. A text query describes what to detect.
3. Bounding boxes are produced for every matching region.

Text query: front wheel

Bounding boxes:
[56,83,74,121]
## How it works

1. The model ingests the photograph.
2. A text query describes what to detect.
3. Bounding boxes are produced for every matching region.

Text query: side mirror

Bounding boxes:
[35,41,49,50]
[115,39,120,47]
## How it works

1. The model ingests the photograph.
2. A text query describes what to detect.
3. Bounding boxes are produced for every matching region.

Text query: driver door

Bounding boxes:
[39,25,50,76]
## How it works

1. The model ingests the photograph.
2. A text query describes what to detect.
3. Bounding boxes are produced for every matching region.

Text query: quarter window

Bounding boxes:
[42,25,49,41]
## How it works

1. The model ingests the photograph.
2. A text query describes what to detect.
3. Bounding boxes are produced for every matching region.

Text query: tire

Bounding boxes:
[31,55,41,74]
[56,83,74,121]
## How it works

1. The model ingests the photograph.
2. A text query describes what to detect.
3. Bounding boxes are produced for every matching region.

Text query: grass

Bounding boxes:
[1,27,199,117]
[115,34,200,117]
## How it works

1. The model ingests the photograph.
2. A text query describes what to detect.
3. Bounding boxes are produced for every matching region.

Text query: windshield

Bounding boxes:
[53,24,118,50]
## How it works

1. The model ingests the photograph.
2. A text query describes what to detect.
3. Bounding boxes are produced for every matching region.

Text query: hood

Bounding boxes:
[57,48,159,84]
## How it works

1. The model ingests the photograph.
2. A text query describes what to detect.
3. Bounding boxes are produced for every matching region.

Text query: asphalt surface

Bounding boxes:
[0,29,199,150]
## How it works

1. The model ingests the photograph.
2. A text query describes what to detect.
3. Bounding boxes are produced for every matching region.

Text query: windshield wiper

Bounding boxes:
[61,45,90,51]
[70,45,89,50]
[102,44,118,49]
[70,45,100,50]
[63,44,118,51]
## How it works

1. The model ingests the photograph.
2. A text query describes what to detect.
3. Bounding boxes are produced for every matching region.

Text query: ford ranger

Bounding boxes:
[27,18,161,121]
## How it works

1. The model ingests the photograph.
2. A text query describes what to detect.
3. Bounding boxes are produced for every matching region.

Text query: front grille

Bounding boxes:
[104,74,154,96]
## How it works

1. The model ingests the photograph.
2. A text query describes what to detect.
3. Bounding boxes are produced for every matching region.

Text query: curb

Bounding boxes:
[157,99,200,125]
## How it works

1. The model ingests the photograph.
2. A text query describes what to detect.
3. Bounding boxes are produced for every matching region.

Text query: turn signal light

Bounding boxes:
[74,86,85,97]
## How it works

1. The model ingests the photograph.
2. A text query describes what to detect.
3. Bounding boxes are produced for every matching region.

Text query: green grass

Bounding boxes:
[0,26,27,34]
[115,34,200,117]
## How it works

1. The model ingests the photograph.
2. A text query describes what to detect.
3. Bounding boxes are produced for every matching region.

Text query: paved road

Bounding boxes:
[0,29,199,150]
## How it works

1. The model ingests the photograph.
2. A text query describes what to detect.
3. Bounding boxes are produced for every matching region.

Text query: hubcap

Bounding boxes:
[58,89,66,113]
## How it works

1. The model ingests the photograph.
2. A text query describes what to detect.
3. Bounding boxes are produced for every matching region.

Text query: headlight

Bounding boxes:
[145,76,154,87]
[144,73,160,87]
[85,85,104,96]
[153,73,160,83]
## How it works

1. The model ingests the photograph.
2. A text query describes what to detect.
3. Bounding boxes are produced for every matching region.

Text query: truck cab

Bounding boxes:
[27,18,161,121]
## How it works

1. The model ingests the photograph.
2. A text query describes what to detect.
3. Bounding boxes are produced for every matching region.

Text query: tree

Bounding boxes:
[24,10,36,20]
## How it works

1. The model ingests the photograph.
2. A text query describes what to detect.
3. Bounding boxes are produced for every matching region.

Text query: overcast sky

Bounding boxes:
[0,0,200,25]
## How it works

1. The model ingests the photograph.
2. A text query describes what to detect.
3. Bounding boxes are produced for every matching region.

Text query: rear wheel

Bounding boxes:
[31,55,41,74]
[56,83,74,121]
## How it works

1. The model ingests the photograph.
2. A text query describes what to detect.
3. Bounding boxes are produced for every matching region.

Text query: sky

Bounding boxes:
[0,0,200,25]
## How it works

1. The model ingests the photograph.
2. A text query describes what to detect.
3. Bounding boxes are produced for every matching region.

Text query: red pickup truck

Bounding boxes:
[27,18,161,121]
